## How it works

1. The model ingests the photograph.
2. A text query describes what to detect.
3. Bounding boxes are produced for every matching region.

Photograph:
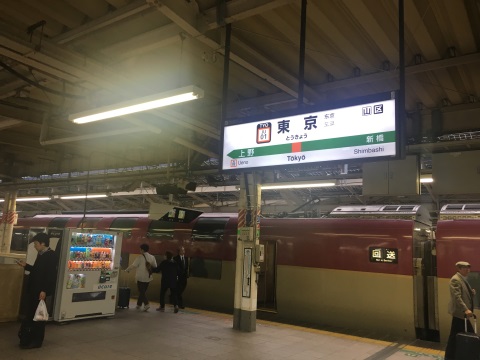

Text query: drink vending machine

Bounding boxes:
[53,229,123,322]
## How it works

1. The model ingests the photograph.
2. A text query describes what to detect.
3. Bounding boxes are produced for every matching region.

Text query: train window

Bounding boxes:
[383,205,399,211]
[189,257,222,280]
[11,228,47,252]
[192,218,229,242]
[119,252,130,270]
[147,220,175,239]
[78,217,101,229]
[109,218,138,230]
[49,217,71,228]
[464,204,480,210]
[10,229,29,252]
[445,204,463,210]
[468,272,480,309]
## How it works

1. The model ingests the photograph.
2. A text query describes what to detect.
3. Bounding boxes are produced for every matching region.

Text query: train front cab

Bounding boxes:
[436,204,480,343]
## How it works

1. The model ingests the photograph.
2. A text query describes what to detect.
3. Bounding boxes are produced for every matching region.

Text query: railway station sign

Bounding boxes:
[369,247,398,264]
[222,92,398,171]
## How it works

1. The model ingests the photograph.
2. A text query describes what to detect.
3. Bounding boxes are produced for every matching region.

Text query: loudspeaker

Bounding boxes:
[183,181,197,192]
[155,182,197,195]
[156,184,180,195]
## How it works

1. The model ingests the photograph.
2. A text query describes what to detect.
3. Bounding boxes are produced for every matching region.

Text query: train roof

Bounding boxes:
[439,204,480,220]
[30,207,237,223]
[328,204,431,226]
[33,213,149,218]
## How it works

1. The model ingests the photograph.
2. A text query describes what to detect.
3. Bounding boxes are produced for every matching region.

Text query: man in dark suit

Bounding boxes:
[154,251,180,313]
[17,233,57,349]
[444,261,476,360]
[174,246,189,309]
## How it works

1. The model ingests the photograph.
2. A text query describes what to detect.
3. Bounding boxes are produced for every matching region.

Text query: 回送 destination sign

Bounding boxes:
[222,98,396,170]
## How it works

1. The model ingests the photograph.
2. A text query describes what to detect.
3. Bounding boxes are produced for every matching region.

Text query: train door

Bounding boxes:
[257,240,277,311]
[413,228,439,341]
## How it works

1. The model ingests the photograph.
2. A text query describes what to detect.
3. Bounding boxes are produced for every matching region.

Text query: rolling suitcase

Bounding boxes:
[456,314,480,360]
[118,287,131,308]
[117,276,131,308]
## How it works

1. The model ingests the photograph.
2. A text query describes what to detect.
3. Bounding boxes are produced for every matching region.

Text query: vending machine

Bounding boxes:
[53,229,123,322]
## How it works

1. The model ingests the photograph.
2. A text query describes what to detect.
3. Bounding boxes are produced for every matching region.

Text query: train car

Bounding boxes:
[12,205,444,341]
[436,204,480,343]
[292,205,436,341]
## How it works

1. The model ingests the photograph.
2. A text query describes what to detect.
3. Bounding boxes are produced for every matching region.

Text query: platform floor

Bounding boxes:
[0,301,446,360]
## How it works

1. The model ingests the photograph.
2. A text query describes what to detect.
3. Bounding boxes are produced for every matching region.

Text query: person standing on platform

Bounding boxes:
[16,233,57,349]
[444,261,476,360]
[154,251,179,313]
[174,246,189,309]
[125,244,157,311]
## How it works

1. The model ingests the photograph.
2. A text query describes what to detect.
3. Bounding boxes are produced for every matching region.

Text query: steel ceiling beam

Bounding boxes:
[0,103,43,123]
[203,0,296,31]
[148,0,314,102]
[224,52,480,113]
[54,0,152,44]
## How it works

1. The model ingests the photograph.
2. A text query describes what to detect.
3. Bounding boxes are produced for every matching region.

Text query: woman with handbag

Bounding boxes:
[125,244,157,311]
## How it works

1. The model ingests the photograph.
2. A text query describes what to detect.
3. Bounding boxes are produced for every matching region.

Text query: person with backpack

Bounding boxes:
[125,244,157,311]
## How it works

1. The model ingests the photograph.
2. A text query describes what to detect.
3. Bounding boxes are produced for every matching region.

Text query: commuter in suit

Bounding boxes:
[174,246,189,309]
[444,261,476,360]
[154,251,179,313]
[16,233,57,349]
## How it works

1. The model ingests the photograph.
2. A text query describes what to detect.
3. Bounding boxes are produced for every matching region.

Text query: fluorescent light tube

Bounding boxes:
[69,85,204,124]
[420,175,434,183]
[261,181,336,190]
[15,197,51,202]
[60,194,108,200]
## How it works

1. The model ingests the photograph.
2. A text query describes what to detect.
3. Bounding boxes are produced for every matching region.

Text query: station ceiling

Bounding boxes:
[1,0,480,214]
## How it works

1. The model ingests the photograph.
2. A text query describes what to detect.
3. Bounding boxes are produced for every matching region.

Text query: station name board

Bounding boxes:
[222,94,397,170]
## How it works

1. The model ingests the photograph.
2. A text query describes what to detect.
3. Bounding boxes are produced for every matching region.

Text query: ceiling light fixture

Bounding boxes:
[15,197,51,202]
[60,194,108,200]
[261,180,336,190]
[420,175,434,183]
[69,85,204,124]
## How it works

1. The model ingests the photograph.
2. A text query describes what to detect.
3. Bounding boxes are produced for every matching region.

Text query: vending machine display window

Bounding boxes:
[66,274,86,289]
[68,233,115,270]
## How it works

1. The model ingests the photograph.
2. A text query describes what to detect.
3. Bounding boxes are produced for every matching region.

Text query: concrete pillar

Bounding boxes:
[0,263,24,321]
[0,191,18,253]
[233,172,261,332]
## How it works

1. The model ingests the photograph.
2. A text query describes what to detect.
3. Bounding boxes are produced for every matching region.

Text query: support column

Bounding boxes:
[233,172,262,332]
[0,191,18,253]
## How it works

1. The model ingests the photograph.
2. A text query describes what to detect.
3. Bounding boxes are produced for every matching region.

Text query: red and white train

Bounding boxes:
[12,204,480,343]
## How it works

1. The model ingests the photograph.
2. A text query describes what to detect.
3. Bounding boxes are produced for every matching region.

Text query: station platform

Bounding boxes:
[0,301,445,360]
